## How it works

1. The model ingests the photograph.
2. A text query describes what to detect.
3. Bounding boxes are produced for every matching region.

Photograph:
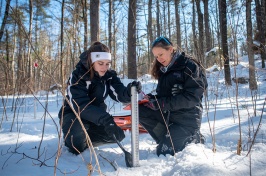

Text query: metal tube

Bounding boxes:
[131,86,139,167]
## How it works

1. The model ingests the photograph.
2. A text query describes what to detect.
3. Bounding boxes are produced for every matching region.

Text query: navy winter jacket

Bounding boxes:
[58,51,131,126]
[155,53,208,129]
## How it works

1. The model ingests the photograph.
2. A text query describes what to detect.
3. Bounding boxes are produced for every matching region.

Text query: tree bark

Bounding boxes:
[219,0,231,85]
[27,0,33,92]
[90,0,100,43]
[203,0,212,52]
[175,0,181,49]
[254,0,266,68]
[167,0,171,39]
[192,0,199,60]
[60,0,65,90]
[83,0,88,49]
[195,0,204,65]
[147,0,153,69]
[247,0,257,90]
[0,0,11,41]
[127,0,137,79]
[108,0,113,51]
[156,0,160,37]
[260,0,266,68]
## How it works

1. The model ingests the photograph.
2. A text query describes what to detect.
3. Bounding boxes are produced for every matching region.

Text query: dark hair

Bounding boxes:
[87,41,110,79]
[150,37,175,79]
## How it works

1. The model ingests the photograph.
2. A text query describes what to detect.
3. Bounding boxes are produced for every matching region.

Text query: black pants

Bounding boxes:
[139,105,202,155]
[60,113,116,154]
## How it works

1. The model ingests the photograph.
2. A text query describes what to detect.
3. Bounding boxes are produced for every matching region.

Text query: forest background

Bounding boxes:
[0,0,265,95]
[1,0,266,175]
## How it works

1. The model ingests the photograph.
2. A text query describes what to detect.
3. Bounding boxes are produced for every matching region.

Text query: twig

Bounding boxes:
[98,153,118,171]
[246,98,266,156]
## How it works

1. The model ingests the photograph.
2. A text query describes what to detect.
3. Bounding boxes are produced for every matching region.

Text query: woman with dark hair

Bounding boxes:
[140,37,208,156]
[58,41,141,154]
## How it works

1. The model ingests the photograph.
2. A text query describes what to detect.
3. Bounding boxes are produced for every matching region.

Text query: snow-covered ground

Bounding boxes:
[0,55,266,176]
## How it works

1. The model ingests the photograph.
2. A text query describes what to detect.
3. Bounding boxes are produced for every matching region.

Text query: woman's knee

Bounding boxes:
[63,118,89,154]
[64,128,87,153]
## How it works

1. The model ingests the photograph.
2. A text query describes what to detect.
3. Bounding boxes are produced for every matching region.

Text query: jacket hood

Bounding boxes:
[78,50,90,70]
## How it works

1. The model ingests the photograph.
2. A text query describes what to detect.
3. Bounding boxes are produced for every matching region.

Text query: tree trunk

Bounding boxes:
[5,29,10,93]
[108,0,113,52]
[174,0,181,49]
[156,0,160,37]
[247,0,257,90]
[260,0,266,68]
[127,0,137,79]
[17,26,24,93]
[254,0,265,68]
[203,0,212,52]
[27,0,33,93]
[147,0,153,69]
[83,0,88,49]
[192,0,198,60]
[60,0,65,90]
[219,0,231,85]
[181,2,188,51]
[112,1,117,70]
[162,1,166,36]
[195,0,204,65]
[90,0,100,43]
[167,0,171,39]
[0,0,11,41]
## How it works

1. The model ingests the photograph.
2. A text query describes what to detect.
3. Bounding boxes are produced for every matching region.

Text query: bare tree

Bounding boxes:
[108,0,113,51]
[195,0,204,65]
[0,0,11,41]
[82,0,88,49]
[203,0,212,52]
[156,0,160,37]
[128,0,137,79]
[167,0,171,39]
[147,0,153,69]
[27,0,33,92]
[174,0,181,48]
[219,0,231,85]
[90,0,100,42]
[255,0,266,68]
[60,0,65,90]
[246,0,257,90]
[192,0,199,59]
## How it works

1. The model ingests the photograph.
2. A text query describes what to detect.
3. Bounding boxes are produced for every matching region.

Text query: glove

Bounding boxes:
[127,81,142,94]
[104,118,125,141]
[145,93,156,99]
[144,99,160,111]
[172,84,183,96]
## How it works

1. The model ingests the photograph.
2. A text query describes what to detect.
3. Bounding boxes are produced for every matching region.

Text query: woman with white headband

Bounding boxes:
[58,41,141,154]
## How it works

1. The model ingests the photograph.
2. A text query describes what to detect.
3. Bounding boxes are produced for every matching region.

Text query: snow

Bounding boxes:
[1,55,266,176]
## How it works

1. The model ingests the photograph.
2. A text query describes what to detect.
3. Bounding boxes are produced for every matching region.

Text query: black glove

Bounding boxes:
[127,81,142,94]
[172,84,183,96]
[144,99,160,110]
[146,93,156,99]
[104,118,125,141]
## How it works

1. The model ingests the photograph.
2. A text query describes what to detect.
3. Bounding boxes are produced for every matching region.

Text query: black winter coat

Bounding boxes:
[58,51,131,126]
[155,53,208,129]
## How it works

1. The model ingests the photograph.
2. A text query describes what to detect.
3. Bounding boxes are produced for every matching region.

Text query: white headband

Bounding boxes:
[91,52,111,63]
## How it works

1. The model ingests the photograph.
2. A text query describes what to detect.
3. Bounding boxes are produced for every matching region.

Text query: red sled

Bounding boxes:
[113,115,147,133]
[113,99,149,133]
[123,99,149,110]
